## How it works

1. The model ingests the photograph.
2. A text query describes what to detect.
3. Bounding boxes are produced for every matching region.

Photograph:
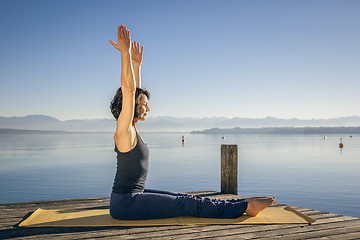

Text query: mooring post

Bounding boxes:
[221,144,238,195]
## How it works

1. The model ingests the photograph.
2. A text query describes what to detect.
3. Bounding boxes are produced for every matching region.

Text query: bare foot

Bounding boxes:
[245,197,275,217]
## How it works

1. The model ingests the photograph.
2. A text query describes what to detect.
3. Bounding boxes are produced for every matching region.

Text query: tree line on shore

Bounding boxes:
[191,126,360,134]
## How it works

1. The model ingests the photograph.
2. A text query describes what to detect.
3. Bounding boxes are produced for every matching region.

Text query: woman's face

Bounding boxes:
[136,94,150,121]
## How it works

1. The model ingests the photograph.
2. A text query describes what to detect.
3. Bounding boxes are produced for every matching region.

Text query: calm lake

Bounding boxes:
[0,132,359,218]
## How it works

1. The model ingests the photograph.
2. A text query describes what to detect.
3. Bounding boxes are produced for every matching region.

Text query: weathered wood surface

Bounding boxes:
[1,191,360,239]
[221,145,238,195]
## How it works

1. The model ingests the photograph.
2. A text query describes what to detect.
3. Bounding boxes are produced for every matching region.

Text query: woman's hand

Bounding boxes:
[109,25,131,53]
[131,42,144,66]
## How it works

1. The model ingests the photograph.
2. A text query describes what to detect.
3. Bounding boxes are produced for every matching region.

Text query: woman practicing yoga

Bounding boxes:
[108,25,275,220]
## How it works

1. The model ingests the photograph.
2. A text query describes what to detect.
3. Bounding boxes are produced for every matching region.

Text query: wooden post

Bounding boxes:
[221,144,238,195]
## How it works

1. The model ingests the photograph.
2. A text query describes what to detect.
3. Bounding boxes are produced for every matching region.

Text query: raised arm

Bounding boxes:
[131,41,144,88]
[109,25,136,140]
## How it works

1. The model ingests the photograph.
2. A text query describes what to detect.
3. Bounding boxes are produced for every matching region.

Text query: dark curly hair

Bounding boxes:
[110,87,150,120]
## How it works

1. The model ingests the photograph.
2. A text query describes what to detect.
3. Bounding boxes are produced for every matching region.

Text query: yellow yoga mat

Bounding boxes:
[19,206,315,227]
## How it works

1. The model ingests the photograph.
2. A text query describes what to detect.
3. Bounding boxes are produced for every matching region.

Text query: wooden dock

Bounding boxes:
[1,191,360,239]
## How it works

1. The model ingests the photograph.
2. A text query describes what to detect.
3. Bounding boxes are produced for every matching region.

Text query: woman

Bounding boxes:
[108,25,275,220]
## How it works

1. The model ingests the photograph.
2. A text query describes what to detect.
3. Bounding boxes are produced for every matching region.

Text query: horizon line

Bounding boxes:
[1,114,360,122]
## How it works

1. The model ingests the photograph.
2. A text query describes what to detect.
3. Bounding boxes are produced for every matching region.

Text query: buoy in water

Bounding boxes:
[339,137,344,148]
[181,135,186,143]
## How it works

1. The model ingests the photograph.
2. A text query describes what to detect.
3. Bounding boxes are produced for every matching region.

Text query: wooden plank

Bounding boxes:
[108,213,359,240]
[96,214,357,240]
[149,219,360,240]
[312,232,360,239]
[241,219,360,239]
[274,225,360,240]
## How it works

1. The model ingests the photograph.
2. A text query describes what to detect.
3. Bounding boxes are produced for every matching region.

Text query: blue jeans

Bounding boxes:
[110,189,248,220]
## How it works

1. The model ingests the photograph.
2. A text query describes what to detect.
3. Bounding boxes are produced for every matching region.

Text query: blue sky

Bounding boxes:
[1,0,359,120]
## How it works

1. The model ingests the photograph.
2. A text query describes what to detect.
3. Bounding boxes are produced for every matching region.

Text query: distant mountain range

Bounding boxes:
[1,115,360,133]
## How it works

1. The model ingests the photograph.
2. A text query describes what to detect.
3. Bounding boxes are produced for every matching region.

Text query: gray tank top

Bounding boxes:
[112,132,149,194]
